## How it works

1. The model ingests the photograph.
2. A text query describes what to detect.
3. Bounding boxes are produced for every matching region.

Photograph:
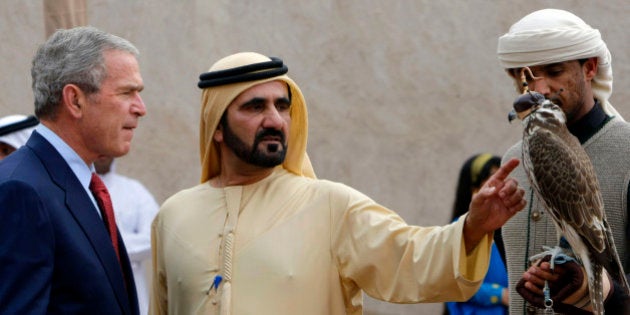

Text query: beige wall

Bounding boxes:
[2,1,629,314]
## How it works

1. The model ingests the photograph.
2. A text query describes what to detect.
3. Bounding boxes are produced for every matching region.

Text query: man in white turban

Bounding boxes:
[150,52,526,315]
[0,114,38,160]
[497,9,630,314]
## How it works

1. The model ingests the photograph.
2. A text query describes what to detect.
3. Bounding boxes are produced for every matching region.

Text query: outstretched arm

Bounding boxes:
[464,158,526,253]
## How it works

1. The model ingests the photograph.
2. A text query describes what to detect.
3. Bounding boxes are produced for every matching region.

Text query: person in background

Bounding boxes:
[446,153,508,315]
[95,156,159,315]
[497,8,630,314]
[0,114,39,160]
[150,51,526,314]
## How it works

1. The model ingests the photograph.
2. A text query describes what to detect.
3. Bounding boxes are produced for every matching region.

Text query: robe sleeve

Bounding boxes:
[330,184,491,303]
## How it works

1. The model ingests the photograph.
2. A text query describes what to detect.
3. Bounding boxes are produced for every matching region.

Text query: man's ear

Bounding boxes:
[61,84,87,118]
[583,57,598,81]
[213,124,223,142]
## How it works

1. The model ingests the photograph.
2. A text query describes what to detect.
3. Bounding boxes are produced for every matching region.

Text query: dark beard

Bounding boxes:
[563,70,588,123]
[222,121,287,168]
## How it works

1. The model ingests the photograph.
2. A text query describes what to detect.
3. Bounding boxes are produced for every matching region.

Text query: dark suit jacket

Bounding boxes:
[0,131,139,315]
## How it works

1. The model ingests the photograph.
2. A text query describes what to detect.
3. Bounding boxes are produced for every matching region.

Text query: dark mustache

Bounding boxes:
[255,129,285,143]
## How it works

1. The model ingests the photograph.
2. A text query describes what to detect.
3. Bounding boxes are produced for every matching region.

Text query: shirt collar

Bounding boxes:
[35,124,96,196]
[567,99,611,144]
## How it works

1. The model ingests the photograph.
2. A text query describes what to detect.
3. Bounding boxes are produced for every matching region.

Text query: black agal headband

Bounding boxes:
[0,115,39,137]
[197,57,288,89]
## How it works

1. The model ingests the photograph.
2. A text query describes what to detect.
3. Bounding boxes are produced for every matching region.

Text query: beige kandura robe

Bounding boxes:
[151,168,491,314]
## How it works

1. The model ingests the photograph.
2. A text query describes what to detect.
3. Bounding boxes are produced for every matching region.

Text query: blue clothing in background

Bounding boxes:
[446,243,508,315]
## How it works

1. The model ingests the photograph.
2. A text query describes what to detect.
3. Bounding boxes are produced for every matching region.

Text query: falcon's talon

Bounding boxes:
[529,245,572,270]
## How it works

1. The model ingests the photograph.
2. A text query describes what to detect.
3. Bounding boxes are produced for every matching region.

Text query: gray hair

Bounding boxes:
[31,26,139,119]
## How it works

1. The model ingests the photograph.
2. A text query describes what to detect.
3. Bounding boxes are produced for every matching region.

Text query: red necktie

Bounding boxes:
[89,173,121,263]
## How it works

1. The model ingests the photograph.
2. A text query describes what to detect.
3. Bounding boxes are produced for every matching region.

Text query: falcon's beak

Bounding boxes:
[508,109,517,123]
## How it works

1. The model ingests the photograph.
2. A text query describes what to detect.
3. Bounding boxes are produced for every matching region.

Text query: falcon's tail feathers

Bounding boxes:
[603,226,630,295]
[586,263,605,315]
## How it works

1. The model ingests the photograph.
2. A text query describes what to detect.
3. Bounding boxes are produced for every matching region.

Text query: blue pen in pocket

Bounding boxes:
[212,275,223,291]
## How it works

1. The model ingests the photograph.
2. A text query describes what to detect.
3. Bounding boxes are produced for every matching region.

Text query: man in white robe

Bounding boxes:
[150,52,526,315]
[0,114,39,160]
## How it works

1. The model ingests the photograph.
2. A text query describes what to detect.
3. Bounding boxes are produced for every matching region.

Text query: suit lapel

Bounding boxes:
[27,131,135,314]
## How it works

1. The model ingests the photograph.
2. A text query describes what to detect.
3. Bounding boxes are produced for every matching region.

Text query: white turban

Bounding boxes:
[497,9,622,119]
[0,115,38,149]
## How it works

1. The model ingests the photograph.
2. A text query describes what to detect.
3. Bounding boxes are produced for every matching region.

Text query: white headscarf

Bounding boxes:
[0,115,38,149]
[497,9,622,119]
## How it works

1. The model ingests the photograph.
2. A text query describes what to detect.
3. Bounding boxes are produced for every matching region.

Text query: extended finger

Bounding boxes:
[492,158,520,182]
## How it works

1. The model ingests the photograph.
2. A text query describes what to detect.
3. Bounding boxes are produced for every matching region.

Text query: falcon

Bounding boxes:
[508,68,629,314]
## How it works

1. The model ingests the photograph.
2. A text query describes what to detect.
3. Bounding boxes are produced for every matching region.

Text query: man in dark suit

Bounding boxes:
[0,26,146,314]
